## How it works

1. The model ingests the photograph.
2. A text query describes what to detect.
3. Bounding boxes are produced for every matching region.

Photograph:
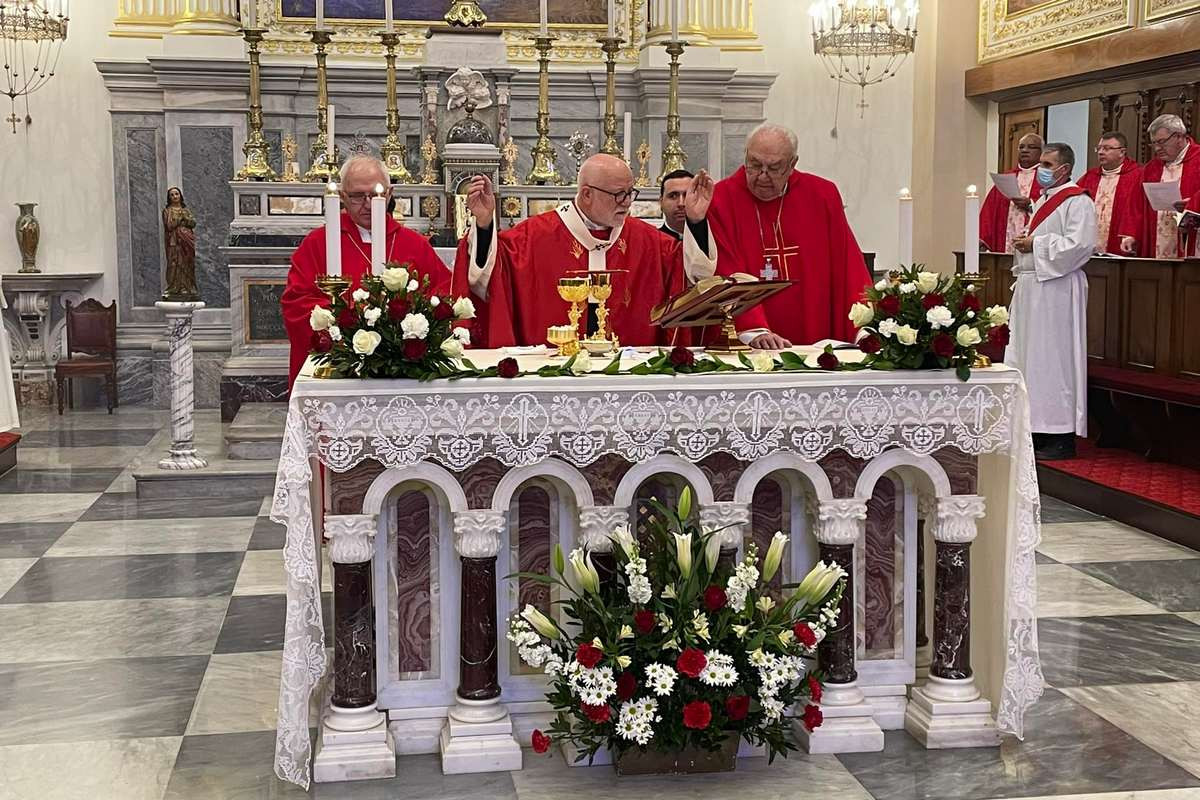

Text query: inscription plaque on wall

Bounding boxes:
[244,279,288,343]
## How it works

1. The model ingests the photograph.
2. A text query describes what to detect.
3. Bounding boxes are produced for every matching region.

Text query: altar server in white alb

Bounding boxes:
[1008,142,1097,461]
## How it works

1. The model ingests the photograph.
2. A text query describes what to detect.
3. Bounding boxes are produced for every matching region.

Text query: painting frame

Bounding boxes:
[978,0,1134,63]
[1143,0,1200,22]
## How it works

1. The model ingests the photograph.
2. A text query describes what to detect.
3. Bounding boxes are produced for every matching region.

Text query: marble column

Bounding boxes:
[698,502,751,571]
[579,505,628,589]
[798,498,884,754]
[915,493,937,681]
[155,301,208,470]
[904,494,1000,748]
[313,513,396,782]
[440,509,522,775]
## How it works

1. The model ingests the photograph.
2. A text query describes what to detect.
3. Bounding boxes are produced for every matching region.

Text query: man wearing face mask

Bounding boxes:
[1008,143,1097,461]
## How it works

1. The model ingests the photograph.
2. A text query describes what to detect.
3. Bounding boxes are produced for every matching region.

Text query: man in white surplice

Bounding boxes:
[1008,142,1096,461]
[0,275,18,433]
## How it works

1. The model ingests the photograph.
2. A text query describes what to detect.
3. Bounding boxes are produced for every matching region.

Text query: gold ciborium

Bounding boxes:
[557,277,590,338]
[547,325,580,357]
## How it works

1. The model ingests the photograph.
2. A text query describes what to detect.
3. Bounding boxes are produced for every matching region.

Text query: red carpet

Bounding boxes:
[1041,438,1200,517]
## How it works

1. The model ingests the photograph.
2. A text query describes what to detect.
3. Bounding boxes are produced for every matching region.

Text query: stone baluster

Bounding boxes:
[904,495,1000,748]
[312,513,396,782]
[440,509,522,774]
[698,502,751,571]
[579,505,628,588]
[798,498,884,753]
[915,493,937,680]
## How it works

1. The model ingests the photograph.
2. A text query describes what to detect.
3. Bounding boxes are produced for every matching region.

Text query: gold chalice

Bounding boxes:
[547,324,580,357]
[588,272,614,343]
[557,277,590,338]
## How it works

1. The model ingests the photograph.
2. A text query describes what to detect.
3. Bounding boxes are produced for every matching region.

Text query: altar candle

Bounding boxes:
[623,111,632,162]
[539,0,548,35]
[371,183,386,275]
[385,0,393,33]
[670,0,679,40]
[607,0,615,37]
[965,185,980,276]
[326,104,336,161]
[316,0,324,29]
[243,0,256,28]
[325,181,341,277]
[898,187,912,266]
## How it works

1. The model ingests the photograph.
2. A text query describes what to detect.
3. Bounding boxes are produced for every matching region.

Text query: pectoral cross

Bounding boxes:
[762,222,801,279]
[760,258,778,280]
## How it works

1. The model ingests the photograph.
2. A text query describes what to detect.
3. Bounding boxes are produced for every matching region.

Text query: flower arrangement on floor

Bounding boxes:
[846,265,1010,381]
[507,488,846,768]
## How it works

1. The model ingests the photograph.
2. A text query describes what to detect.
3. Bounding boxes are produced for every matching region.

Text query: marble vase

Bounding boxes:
[15,203,40,274]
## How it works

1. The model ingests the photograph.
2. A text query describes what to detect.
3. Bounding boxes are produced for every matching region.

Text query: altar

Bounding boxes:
[270,349,1044,788]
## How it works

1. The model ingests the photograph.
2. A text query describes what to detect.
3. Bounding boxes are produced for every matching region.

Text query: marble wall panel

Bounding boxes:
[115,354,155,407]
[864,477,899,658]
[514,486,552,677]
[395,490,432,675]
[751,478,785,594]
[453,457,508,510]
[264,129,283,175]
[698,451,747,503]
[935,447,978,495]
[179,126,235,309]
[330,460,385,515]
[580,454,633,507]
[723,134,747,177]
[219,376,289,422]
[661,132,710,175]
[127,128,165,308]
[150,351,223,410]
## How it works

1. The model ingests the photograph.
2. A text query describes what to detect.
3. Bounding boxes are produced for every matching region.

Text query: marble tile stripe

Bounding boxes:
[0,553,244,603]
[1038,522,1200,564]
[1037,614,1200,687]
[1072,560,1200,613]
[1037,564,1164,618]
[0,736,182,800]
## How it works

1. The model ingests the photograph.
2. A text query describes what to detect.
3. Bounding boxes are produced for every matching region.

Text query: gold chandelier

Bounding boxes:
[810,0,917,109]
[0,0,69,134]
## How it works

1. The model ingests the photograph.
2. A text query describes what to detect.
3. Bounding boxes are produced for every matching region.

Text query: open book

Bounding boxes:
[651,272,791,329]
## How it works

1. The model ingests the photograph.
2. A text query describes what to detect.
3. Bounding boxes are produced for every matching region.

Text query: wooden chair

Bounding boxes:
[55,299,118,415]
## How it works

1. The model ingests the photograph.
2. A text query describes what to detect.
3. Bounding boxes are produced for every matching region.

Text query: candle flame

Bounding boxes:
[966,184,978,196]
[326,180,338,195]
[899,187,911,199]
[374,183,385,195]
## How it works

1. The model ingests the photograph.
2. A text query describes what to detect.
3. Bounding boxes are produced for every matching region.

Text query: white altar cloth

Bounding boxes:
[271,350,1044,786]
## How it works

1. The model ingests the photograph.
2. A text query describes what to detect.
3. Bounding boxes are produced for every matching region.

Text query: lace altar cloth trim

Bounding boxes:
[271,372,1044,787]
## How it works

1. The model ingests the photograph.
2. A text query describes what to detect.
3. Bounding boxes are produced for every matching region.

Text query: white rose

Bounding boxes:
[926,305,954,330]
[351,329,381,356]
[899,282,917,294]
[956,324,982,347]
[328,325,342,342]
[986,305,1009,326]
[363,307,382,327]
[748,351,775,372]
[440,336,465,358]
[352,288,370,303]
[407,280,419,292]
[848,302,874,328]
[916,271,940,293]
[400,312,430,340]
[878,319,899,338]
[570,351,592,375]
[451,326,471,344]
[380,266,410,292]
[430,296,440,307]
[874,278,890,292]
[895,325,918,346]
[309,305,334,331]
[453,296,477,320]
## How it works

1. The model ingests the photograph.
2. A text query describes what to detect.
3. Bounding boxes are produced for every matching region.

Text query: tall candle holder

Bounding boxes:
[237,28,277,181]
[378,31,414,184]
[304,29,340,183]
[526,35,563,186]
[598,36,624,157]
[657,40,688,183]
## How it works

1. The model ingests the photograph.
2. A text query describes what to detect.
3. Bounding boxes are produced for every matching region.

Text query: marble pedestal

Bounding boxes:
[312,702,397,782]
[795,681,885,753]
[439,697,523,775]
[904,676,1000,749]
[155,301,208,469]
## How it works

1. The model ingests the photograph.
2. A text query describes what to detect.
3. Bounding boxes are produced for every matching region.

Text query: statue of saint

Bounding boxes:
[162,187,200,301]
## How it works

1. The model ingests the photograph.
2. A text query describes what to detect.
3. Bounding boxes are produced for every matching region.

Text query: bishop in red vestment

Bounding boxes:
[453,154,745,349]
[1077,132,1142,255]
[281,157,449,386]
[706,124,869,346]
[1119,115,1200,258]
[979,133,1043,253]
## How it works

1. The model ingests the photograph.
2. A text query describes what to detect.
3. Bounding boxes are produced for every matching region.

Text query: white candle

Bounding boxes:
[539,0,548,35]
[385,0,393,33]
[623,111,632,162]
[325,182,341,277]
[243,0,256,28]
[965,185,980,276]
[607,0,615,37]
[670,0,679,40]
[326,104,336,162]
[371,183,386,275]
[315,0,324,29]
[898,187,913,266]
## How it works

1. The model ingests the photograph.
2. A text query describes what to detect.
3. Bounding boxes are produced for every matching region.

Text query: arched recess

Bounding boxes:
[613,454,716,508]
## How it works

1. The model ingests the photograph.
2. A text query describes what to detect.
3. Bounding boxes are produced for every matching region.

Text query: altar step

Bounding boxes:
[0,432,19,478]
[132,413,277,500]
[224,402,287,461]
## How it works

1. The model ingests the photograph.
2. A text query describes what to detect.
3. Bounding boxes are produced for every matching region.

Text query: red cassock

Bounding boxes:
[281,212,450,386]
[450,210,692,349]
[1120,140,1200,258]
[706,167,870,344]
[979,169,1041,253]
[1077,158,1143,255]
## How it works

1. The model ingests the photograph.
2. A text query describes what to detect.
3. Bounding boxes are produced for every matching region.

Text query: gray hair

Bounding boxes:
[338,155,389,187]
[1043,141,1076,170]
[1018,132,1044,147]
[1148,114,1187,137]
[747,123,798,158]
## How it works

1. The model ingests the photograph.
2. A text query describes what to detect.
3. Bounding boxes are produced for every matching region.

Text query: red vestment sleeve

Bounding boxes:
[978,186,1012,253]
[281,228,329,387]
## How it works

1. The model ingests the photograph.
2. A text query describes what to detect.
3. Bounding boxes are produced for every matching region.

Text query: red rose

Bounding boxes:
[817,351,839,371]
[724,694,750,722]
[310,330,333,353]
[617,671,637,701]
[682,700,712,730]
[793,622,817,648]
[878,295,900,315]
[858,335,882,354]
[808,675,822,703]
[531,729,552,754]
[931,333,955,359]
[801,703,823,731]
[921,292,945,310]
[575,642,604,669]
[497,357,520,379]
[961,293,982,313]
[387,298,409,321]
[988,324,1010,347]
[676,648,707,678]
[337,308,358,329]
[703,585,728,612]
[669,345,695,367]
[402,339,428,360]
[633,609,656,635]
[433,301,454,321]
[581,703,611,724]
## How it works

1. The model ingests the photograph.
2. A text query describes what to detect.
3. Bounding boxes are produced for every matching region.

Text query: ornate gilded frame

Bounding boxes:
[1143,0,1200,21]
[978,0,1134,63]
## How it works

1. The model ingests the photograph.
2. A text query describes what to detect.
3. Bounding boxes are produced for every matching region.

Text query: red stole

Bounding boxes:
[1028,185,1088,233]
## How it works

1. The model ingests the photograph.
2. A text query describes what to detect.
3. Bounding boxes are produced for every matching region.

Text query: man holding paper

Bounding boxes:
[980,133,1043,253]
[1120,114,1200,258]
[1078,131,1143,255]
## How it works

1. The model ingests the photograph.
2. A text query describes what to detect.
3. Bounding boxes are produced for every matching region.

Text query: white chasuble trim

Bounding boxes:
[556,201,624,273]
[466,218,499,301]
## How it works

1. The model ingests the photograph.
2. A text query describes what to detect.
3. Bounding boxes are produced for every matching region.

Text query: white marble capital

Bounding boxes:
[698,502,752,549]
[578,505,629,553]
[325,513,379,564]
[815,498,868,545]
[453,509,506,559]
[934,495,986,544]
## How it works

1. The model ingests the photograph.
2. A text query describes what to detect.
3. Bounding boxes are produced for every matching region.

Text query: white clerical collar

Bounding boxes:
[558,201,623,251]
[355,223,372,243]
[1172,142,1190,167]
[1045,181,1077,197]
[1018,164,1037,174]
[575,204,608,231]
[1101,163,1124,176]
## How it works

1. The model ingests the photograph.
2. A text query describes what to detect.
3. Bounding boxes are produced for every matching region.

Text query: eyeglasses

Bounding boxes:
[341,191,385,204]
[1095,145,1126,152]
[745,160,792,178]
[1151,131,1182,148]
[585,185,639,204]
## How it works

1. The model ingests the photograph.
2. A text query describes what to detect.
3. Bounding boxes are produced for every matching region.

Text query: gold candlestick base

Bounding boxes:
[238,28,278,182]
[313,274,349,379]
[657,40,688,183]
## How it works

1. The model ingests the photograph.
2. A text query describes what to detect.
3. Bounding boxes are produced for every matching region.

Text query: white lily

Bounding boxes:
[762,531,788,583]
[520,604,559,640]
[672,532,694,579]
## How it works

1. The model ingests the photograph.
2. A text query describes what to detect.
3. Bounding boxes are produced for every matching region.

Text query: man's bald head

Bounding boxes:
[338,155,392,228]
[576,153,637,228]
[1017,133,1044,169]
[744,123,799,201]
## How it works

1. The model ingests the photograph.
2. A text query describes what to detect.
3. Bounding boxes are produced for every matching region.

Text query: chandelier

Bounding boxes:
[0,0,69,134]
[810,0,917,111]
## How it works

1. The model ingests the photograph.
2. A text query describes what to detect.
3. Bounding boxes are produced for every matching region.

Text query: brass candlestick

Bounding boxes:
[598,36,624,157]
[378,32,414,184]
[304,29,340,183]
[313,272,350,378]
[657,40,688,183]
[526,36,563,186]
[237,28,277,181]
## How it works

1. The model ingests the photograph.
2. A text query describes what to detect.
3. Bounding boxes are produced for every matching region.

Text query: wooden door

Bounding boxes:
[1084,257,1123,365]
[999,108,1046,171]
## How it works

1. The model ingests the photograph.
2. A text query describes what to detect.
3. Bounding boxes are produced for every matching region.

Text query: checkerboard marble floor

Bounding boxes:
[3,407,1200,800]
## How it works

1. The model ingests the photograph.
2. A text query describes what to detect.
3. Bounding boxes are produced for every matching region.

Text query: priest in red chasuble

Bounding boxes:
[1077,131,1143,255]
[706,123,869,346]
[453,154,781,349]
[1119,114,1200,258]
[281,156,450,386]
[979,133,1043,254]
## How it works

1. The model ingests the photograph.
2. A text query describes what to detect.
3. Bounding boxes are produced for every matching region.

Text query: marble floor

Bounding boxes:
[2,408,1200,800]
